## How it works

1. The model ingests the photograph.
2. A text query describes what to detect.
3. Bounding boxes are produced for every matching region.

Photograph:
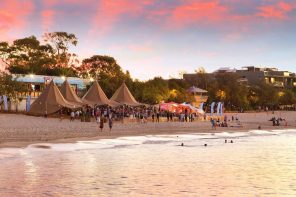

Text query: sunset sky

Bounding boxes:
[1,0,296,80]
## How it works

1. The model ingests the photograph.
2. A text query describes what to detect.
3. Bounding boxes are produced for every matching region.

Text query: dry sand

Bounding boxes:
[0,111,295,148]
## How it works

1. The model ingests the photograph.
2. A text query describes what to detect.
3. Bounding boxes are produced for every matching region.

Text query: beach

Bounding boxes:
[0,111,296,148]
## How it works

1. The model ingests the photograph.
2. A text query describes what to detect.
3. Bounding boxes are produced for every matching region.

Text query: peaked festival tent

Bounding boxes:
[60,80,84,107]
[82,81,118,107]
[28,81,78,116]
[110,82,141,106]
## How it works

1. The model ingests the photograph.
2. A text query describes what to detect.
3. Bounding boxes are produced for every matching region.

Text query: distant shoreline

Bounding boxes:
[0,111,295,149]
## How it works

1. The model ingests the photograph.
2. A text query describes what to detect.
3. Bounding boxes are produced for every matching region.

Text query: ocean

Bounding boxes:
[1,129,296,196]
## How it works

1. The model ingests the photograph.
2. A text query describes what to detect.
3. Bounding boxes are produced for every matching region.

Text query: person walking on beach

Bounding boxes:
[210,118,216,130]
[99,116,104,132]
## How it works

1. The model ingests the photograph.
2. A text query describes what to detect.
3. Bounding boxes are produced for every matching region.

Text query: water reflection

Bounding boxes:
[0,130,296,196]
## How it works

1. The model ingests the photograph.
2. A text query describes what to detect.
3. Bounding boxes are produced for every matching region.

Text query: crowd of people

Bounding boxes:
[270,117,286,126]
[54,105,204,131]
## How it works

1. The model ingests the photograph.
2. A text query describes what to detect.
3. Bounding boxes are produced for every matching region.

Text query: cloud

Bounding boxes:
[41,0,97,32]
[170,0,229,27]
[90,0,154,36]
[41,9,55,31]
[257,1,296,20]
[0,0,34,41]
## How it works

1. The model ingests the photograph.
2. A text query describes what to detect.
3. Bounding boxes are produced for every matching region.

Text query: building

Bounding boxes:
[183,66,296,88]
[187,86,208,107]
[9,74,92,111]
[236,66,296,87]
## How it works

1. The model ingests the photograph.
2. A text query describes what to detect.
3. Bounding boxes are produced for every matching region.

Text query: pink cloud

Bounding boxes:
[90,0,154,35]
[41,9,55,31]
[169,1,229,27]
[41,0,97,32]
[0,0,34,41]
[257,1,296,20]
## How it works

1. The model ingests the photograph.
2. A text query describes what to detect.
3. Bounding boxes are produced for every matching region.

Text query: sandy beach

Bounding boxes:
[0,111,296,148]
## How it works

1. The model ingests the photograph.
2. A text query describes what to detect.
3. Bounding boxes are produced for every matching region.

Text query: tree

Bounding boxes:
[1,36,56,75]
[252,83,279,109]
[0,41,11,68]
[279,89,296,105]
[43,32,79,75]
[168,79,194,103]
[141,77,170,104]
[43,32,77,55]
[214,73,249,110]
[78,55,132,97]
[193,67,213,90]
[1,33,78,77]
[0,72,28,111]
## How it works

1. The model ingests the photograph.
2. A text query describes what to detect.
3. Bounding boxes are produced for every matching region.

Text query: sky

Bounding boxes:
[1,0,296,80]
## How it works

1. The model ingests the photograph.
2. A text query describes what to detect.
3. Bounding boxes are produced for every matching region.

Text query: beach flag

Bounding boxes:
[26,95,31,112]
[3,95,8,111]
[210,102,215,116]
[220,103,223,116]
[217,102,221,116]
[199,102,204,110]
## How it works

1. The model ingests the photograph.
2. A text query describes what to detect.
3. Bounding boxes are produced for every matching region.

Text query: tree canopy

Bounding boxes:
[1,33,295,109]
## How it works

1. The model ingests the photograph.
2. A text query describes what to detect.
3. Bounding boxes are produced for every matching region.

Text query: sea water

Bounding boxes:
[1,129,296,196]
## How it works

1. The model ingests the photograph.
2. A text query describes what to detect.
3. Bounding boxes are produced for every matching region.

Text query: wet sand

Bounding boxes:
[0,111,295,148]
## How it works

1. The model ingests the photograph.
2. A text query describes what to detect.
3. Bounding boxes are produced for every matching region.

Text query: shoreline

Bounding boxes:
[1,111,296,149]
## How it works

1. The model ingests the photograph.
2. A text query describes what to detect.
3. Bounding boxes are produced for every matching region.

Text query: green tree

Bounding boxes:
[0,72,28,111]
[167,79,194,103]
[78,55,132,97]
[193,67,212,90]
[141,77,170,104]
[1,36,56,75]
[214,73,249,110]
[253,83,279,108]
[279,89,296,105]
[43,32,79,76]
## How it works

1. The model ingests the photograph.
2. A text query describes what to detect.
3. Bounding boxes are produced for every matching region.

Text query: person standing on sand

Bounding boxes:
[108,114,113,131]
[99,116,104,132]
[70,111,75,121]
[156,111,160,122]
[59,109,63,121]
[210,118,216,130]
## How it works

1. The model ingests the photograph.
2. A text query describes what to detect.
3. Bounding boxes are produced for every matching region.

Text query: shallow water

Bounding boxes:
[1,129,296,196]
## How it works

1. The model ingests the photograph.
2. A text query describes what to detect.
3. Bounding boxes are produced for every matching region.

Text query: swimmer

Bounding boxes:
[230,140,233,143]
[204,144,207,147]
[225,139,227,143]
[181,143,184,146]
[258,125,261,130]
